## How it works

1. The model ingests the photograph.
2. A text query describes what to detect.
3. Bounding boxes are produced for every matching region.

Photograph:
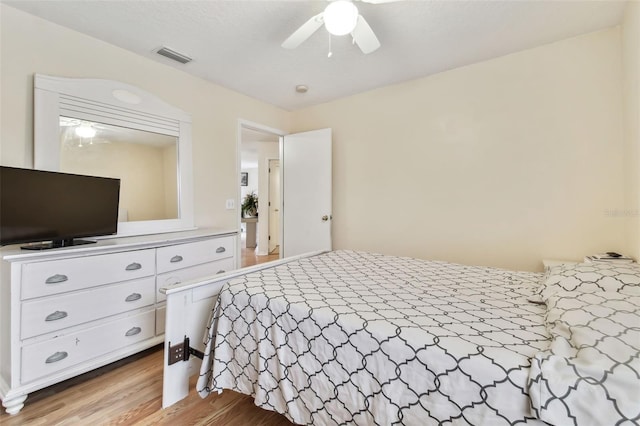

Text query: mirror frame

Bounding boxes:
[34,74,194,237]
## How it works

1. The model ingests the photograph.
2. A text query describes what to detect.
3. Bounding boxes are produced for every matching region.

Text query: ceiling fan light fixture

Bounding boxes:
[75,124,96,138]
[324,1,359,36]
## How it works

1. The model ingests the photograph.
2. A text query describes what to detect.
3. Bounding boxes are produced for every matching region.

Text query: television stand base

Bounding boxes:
[21,239,96,250]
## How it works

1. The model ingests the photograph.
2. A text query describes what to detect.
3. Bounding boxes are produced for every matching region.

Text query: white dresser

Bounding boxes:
[0,228,237,415]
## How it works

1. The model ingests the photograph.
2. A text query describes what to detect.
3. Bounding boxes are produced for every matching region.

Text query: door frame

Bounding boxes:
[236,119,286,265]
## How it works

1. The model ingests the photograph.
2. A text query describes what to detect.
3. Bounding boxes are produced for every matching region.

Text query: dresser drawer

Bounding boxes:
[156,257,235,302]
[22,249,156,300]
[21,277,156,339]
[21,309,155,384]
[156,236,234,274]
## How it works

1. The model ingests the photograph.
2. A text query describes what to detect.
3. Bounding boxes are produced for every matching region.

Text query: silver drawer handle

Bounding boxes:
[125,327,141,337]
[170,255,183,263]
[45,311,68,322]
[125,293,142,302]
[125,262,142,271]
[45,274,68,284]
[216,247,226,253]
[216,270,226,274]
[45,351,68,364]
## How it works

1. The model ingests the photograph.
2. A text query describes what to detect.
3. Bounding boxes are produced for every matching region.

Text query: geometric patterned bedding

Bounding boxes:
[528,262,640,426]
[197,250,551,425]
[529,292,640,426]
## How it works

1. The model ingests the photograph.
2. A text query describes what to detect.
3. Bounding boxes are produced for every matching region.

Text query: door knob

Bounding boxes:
[322,215,329,222]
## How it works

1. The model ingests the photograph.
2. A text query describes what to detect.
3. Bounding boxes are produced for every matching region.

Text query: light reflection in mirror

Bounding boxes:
[59,117,179,222]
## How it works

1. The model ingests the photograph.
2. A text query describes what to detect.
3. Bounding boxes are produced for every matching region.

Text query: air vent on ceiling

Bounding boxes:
[156,47,192,64]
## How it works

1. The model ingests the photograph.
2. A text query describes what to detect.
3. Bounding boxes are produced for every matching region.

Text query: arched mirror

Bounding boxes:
[34,74,194,237]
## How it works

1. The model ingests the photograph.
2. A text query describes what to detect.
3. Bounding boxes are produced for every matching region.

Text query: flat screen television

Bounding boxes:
[0,166,121,250]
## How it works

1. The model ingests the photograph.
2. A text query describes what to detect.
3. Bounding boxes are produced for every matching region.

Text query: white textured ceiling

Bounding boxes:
[4,0,628,111]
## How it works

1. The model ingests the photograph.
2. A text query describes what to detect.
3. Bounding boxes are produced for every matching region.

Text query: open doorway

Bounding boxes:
[238,120,285,268]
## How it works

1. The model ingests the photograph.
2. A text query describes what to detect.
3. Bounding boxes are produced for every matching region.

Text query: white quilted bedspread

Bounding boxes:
[197,250,550,425]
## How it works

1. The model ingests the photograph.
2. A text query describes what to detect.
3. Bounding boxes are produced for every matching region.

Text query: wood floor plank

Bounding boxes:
[241,245,280,268]
[0,346,293,425]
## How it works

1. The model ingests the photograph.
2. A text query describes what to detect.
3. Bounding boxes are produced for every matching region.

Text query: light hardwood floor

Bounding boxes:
[241,246,279,267]
[1,253,291,425]
[240,228,279,268]
[0,346,294,425]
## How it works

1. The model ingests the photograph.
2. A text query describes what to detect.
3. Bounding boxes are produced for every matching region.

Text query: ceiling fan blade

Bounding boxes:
[282,13,324,49]
[351,15,380,54]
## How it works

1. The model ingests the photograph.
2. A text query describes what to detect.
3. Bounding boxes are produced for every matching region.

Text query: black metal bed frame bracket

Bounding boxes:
[167,336,205,365]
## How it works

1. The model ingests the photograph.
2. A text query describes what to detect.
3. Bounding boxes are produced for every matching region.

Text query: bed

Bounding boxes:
[162,250,640,426]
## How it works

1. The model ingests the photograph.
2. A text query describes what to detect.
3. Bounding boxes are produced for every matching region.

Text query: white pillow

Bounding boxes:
[537,262,640,301]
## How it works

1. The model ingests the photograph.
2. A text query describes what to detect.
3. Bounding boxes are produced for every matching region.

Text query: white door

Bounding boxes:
[268,159,280,254]
[281,128,332,258]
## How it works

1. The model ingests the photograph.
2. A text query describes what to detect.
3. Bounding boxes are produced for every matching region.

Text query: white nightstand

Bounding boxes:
[583,254,635,264]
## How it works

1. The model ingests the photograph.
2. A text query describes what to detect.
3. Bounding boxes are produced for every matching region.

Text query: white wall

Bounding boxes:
[292,28,625,271]
[623,2,640,260]
[240,167,259,205]
[0,4,290,232]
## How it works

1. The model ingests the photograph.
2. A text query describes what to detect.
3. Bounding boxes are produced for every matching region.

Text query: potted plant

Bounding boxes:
[241,191,258,218]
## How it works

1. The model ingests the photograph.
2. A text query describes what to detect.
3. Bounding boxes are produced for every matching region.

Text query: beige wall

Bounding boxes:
[163,144,179,219]
[623,2,640,260]
[61,141,174,221]
[1,4,633,272]
[0,4,290,231]
[292,28,625,271]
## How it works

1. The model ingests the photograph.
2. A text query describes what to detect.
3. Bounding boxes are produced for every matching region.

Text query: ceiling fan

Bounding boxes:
[60,118,111,147]
[282,0,400,55]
